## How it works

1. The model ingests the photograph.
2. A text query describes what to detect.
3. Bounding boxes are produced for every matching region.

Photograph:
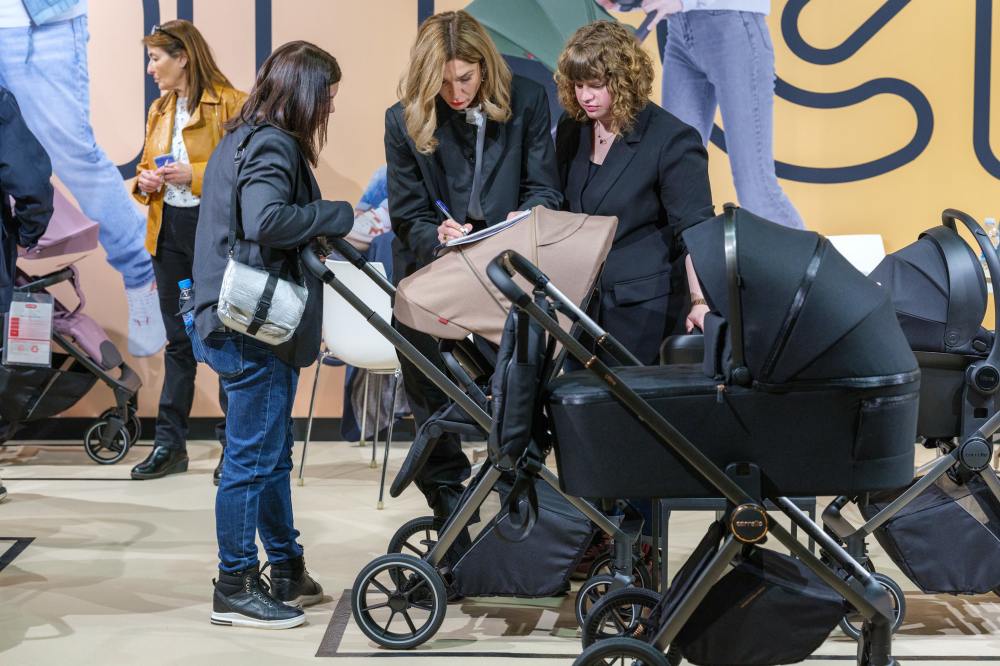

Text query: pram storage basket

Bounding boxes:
[676,547,846,666]
[861,474,1000,595]
[0,352,97,424]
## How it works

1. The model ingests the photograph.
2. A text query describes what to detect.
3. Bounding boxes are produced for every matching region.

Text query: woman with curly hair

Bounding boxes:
[555,20,715,363]
[385,10,561,519]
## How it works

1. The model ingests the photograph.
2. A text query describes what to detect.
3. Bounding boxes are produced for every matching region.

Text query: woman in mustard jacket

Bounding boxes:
[131,19,246,483]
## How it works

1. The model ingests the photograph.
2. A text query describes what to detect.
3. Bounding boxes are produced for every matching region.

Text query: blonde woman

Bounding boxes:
[385,10,561,519]
[555,20,714,364]
[131,20,245,482]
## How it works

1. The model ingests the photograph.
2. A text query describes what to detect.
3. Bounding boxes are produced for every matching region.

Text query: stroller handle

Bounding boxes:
[487,251,642,366]
[14,266,75,293]
[303,241,492,431]
[941,209,1000,371]
[321,236,397,298]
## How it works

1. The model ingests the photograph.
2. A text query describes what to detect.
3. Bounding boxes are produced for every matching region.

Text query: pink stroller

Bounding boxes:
[1,190,142,464]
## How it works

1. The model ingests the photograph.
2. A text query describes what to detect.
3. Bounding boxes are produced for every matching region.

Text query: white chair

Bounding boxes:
[826,234,886,276]
[297,259,401,510]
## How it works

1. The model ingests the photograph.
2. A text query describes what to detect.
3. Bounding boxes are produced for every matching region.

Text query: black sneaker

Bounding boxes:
[211,564,305,629]
[269,556,324,608]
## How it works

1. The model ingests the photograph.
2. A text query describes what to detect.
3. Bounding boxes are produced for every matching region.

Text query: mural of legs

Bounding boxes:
[663,11,805,229]
[0,15,166,356]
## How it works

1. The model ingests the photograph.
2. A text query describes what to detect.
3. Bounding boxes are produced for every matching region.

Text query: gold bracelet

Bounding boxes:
[690,297,707,307]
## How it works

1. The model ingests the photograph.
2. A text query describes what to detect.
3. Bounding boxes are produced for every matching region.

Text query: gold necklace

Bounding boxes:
[595,123,614,145]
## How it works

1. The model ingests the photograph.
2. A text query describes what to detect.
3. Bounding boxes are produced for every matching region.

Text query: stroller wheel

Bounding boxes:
[573,636,669,666]
[83,420,130,465]
[387,516,443,558]
[587,552,653,590]
[98,408,142,444]
[840,572,906,640]
[581,585,662,647]
[351,553,447,649]
[576,574,625,627]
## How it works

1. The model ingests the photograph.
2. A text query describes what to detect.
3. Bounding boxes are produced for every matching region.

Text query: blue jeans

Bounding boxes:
[0,15,154,288]
[196,330,303,573]
[663,11,805,230]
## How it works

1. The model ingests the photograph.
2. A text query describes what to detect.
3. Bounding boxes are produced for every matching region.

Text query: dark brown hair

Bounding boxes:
[226,41,342,166]
[142,19,232,110]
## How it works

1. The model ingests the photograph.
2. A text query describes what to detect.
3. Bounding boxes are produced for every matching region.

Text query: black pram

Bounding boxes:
[823,209,1000,607]
[489,205,917,666]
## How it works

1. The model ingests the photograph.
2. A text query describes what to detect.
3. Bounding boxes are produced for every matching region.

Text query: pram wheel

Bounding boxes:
[83,420,130,465]
[573,636,669,666]
[97,407,141,444]
[581,586,661,647]
[840,572,905,640]
[387,516,443,558]
[351,553,447,649]
[576,574,627,627]
[587,552,653,591]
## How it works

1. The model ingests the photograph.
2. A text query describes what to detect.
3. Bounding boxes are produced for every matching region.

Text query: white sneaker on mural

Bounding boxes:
[125,281,167,357]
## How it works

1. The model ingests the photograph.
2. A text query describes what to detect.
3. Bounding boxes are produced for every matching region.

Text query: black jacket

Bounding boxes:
[556,103,714,363]
[193,124,353,368]
[0,87,52,312]
[385,75,562,279]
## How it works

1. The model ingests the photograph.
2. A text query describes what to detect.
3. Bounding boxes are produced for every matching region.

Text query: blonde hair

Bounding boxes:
[399,11,512,154]
[555,21,653,135]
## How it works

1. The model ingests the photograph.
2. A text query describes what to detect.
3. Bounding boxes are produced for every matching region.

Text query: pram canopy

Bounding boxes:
[868,222,991,356]
[684,207,919,385]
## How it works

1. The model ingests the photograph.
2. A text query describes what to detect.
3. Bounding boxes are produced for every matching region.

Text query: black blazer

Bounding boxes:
[556,103,714,362]
[385,75,562,279]
[0,87,52,313]
[193,124,353,368]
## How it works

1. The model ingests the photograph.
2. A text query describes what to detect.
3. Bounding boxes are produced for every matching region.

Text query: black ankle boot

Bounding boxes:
[213,448,224,487]
[130,446,189,480]
[211,564,304,629]
[269,556,324,608]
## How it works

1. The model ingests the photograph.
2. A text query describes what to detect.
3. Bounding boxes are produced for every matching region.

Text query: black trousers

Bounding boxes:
[151,204,227,451]
[394,317,471,518]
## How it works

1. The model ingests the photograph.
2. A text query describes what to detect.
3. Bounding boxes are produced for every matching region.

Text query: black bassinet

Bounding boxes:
[546,207,920,499]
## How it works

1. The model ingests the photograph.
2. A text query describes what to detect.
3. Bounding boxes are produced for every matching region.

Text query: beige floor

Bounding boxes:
[1,440,999,665]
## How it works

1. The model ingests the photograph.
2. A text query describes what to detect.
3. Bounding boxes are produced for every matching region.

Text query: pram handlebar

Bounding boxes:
[323,237,397,298]
[14,267,75,293]
[941,209,1000,375]
[486,252,642,366]
[302,241,492,431]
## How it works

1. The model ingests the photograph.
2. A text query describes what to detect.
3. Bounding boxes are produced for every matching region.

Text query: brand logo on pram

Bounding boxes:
[731,504,769,543]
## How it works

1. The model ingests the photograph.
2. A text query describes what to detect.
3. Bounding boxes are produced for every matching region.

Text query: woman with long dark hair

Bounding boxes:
[191,41,353,630]
[131,19,245,483]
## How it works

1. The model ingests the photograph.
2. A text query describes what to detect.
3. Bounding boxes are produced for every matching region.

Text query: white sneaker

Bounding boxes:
[125,281,167,357]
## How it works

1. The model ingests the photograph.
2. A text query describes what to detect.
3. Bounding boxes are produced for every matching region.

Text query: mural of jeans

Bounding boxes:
[0,15,165,355]
[662,10,805,229]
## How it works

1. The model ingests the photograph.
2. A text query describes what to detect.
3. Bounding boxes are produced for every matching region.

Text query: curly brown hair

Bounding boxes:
[555,21,653,134]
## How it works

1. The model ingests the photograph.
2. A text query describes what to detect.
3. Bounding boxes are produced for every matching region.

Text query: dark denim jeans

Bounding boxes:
[195,330,303,573]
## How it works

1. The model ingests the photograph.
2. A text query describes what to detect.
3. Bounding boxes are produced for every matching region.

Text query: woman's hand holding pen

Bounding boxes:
[437,218,472,243]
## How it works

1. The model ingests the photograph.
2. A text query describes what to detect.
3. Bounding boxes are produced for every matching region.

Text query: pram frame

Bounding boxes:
[823,209,1000,590]
[487,247,900,666]
[303,239,641,649]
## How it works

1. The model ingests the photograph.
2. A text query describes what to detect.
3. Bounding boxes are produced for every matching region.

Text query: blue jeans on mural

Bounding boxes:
[662,11,805,230]
[0,15,165,355]
[197,330,304,572]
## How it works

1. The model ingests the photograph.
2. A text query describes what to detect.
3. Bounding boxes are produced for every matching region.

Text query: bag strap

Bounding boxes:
[227,125,267,257]
[723,203,751,386]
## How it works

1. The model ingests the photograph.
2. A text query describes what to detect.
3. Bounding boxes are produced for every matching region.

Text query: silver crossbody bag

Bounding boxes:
[217,126,308,345]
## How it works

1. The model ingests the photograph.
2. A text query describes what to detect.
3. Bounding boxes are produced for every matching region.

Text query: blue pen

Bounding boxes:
[435,199,468,237]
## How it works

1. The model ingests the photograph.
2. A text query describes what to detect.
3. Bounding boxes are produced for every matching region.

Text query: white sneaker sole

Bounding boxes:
[210,611,305,630]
